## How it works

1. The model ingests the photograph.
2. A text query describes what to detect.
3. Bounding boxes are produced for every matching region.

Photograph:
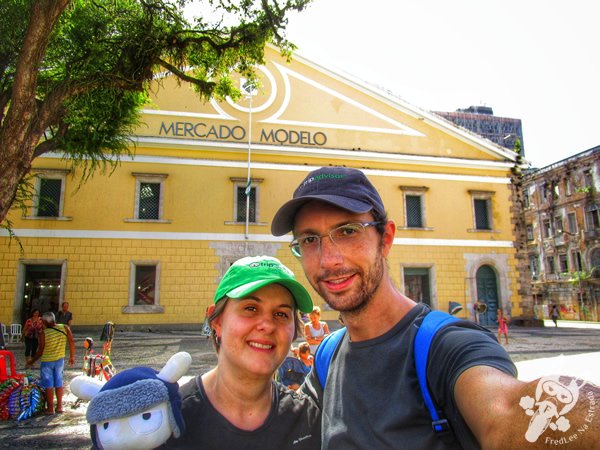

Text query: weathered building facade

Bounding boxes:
[521,146,600,321]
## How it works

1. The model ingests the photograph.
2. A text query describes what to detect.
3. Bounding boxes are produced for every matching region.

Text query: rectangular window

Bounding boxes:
[558,254,568,273]
[523,190,530,208]
[236,186,256,223]
[529,255,538,278]
[571,251,582,271]
[403,268,431,306]
[542,219,552,239]
[134,264,157,305]
[565,178,573,196]
[584,170,594,189]
[554,215,563,234]
[138,182,161,220]
[474,199,491,230]
[546,256,556,274]
[132,173,168,221]
[567,212,577,234]
[526,224,534,241]
[540,183,548,202]
[469,190,494,231]
[37,178,62,217]
[586,206,600,230]
[405,195,423,228]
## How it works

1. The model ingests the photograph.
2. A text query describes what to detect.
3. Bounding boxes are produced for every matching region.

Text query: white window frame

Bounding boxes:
[399,186,430,230]
[468,190,494,232]
[567,212,578,234]
[227,177,266,225]
[26,169,71,220]
[126,172,169,223]
[123,260,164,313]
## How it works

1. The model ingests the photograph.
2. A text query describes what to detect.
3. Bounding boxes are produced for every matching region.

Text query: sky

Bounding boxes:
[284,0,600,168]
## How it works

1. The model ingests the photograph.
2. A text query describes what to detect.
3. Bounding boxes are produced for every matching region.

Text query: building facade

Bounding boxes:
[1,47,522,329]
[434,106,524,154]
[521,146,600,321]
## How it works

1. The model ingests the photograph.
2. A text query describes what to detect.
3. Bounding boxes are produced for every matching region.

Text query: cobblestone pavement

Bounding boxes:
[1,323,600,449]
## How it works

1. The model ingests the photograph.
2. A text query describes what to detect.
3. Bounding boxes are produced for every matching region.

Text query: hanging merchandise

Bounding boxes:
[0,376,45,421]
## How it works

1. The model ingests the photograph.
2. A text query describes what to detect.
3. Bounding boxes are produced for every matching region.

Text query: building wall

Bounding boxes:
[1,47,521,328]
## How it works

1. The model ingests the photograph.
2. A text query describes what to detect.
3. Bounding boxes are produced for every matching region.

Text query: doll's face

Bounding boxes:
[95,402,172,450]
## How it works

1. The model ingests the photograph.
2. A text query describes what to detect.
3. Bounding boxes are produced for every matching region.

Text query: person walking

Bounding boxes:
[22,309,43,367]
[27,312,75,414]
[271,166,600,449]
[551,304,559,327]
[172,256,320,449]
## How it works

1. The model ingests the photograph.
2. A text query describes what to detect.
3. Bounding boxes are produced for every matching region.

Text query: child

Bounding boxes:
[497,309,509,345]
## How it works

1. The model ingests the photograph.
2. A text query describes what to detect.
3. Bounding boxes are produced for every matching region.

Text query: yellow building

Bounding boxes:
[1,46,520,329]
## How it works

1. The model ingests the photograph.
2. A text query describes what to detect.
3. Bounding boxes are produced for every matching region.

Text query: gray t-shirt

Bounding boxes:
[171,375,321,449]
[301,304,516,449]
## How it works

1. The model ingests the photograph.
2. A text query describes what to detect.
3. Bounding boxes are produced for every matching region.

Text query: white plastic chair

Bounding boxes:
[9,324,22,343]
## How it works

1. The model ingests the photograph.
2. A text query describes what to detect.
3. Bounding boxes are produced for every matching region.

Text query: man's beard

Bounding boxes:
[315,250,385,314]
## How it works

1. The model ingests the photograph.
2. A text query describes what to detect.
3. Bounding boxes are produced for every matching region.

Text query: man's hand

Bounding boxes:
[68,357,75,367]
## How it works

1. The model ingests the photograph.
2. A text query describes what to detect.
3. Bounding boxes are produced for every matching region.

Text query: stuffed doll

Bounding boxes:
[70,351,191,450]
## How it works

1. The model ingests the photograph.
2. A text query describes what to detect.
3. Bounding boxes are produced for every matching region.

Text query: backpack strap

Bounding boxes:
[315,327,346,388]
[414,310,459,435]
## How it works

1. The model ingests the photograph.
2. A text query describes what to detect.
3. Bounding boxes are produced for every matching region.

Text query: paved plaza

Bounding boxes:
[1,321,600,449]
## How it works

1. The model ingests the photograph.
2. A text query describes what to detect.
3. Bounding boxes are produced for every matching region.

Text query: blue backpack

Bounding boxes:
[315,310,458,436]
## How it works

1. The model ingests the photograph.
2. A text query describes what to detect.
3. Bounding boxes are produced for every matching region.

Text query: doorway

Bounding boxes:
[475,265,499,326]
[20,264,63,325]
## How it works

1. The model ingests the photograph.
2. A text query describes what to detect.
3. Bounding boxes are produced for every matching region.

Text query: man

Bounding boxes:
[56,301,73,327]
[27,312,75,414]
[272,166,599,449]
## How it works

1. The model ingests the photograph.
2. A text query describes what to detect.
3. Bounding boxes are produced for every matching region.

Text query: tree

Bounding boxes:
[0,0,312,226]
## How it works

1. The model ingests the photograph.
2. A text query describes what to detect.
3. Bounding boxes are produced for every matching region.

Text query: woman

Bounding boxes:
[304,306,330,354]
[174,256,320,449]
[23,309,43,366]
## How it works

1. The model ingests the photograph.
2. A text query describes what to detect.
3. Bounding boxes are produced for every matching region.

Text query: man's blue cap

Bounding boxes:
[271,167,385,236]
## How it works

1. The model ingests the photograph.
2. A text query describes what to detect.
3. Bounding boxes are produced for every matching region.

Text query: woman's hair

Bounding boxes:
[30,309,40,317]
[310,306,321,315]
[208,296,304,353]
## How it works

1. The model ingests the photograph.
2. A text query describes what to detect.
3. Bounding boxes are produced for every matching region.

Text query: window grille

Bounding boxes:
[138,182,160,220]
[37,178,62,217]
[474,199,490,230]
[405,195,423,228]
[237,186,256,223]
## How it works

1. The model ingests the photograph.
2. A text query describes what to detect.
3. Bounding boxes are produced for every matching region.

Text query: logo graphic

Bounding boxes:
[519,376,590,443]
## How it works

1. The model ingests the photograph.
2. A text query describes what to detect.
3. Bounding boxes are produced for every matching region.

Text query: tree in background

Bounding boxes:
[0,0,312,226]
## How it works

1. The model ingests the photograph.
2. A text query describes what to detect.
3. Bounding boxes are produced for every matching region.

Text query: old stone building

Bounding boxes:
[521,146,600,321]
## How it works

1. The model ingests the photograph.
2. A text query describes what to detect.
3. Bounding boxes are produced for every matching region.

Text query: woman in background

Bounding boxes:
[304,306,330,354]
[23,309,43,367]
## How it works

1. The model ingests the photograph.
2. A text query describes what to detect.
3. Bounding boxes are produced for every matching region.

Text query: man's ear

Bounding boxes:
[207,304,216,316]
[381,220,396,257]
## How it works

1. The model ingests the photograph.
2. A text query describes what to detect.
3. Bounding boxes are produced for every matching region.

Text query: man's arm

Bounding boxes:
[65,325,75,366]
[455,365,599,449]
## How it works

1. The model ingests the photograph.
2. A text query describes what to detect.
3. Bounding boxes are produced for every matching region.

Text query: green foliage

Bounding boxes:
[0,0,312,226]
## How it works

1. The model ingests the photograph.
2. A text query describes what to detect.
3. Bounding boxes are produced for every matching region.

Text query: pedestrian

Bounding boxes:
[172,256,320,449]
[304,306,330,354]
[23,309,43,367]
[56,301,73,327]
[497,308,509,345]
[271,166,600,449]
[27,312,75,414]
[551,304,559,327]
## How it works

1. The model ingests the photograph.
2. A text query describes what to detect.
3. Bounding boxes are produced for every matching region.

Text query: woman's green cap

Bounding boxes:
[213,256,313,313]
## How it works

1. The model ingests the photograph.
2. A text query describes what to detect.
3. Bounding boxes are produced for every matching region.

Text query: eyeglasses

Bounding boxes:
[290,222,381,258]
